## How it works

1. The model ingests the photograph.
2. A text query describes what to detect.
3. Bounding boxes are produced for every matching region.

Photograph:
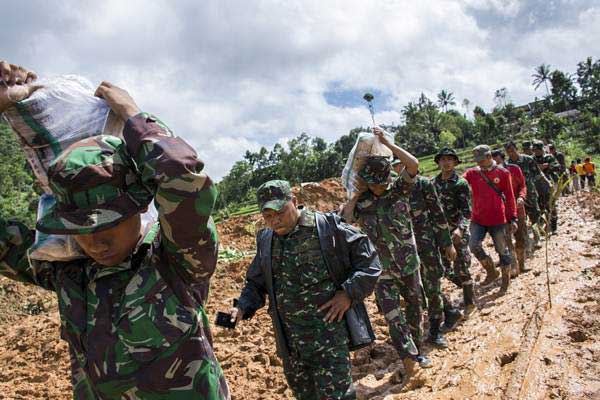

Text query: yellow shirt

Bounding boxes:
[575,164,585,175]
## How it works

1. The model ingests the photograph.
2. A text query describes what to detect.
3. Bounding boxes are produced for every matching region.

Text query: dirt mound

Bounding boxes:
[1,182,599,400]
[216,178,347,253]
[293,178,347,212]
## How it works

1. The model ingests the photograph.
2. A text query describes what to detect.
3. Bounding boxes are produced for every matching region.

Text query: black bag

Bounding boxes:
[316,212,376,351]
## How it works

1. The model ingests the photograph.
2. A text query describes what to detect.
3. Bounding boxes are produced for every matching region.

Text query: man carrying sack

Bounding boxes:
[0,61,230,399]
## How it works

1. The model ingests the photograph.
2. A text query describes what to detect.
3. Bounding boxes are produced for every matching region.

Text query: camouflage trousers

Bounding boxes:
[442,231,473,288]
[375,270,423,358]
[416,243,445,322]
[524,192,541,226]
[537,181,558,232]
[506,207,528,269]
[283,344,355,400]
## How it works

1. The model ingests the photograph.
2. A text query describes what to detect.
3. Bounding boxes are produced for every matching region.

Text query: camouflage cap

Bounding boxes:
[256,180,292,212]
[533,140,544,150]
[521,140,532,149]
[36,135,153,235]
[358,156,391,184]
[434,147,462,164]
[472,144,491,162]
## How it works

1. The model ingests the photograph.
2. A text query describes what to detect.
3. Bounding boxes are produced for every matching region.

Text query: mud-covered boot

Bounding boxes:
[518,248,531,273]
[480,256,499,286]
[463,283,477,318]
[427,319,448,348]
[440,307,464,333]
[391,356,419,385]
[510,258,519,279]
[500,265,511,293]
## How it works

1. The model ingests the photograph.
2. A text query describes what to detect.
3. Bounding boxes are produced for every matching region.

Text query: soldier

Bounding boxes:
[432,148,476,319]
[522,140,533,156]
[0,63,230,399]
[231,180,381,400]
[533,140,560,233]
[392,159,461,347]
[504,141,544,252]
[346,127,435,378]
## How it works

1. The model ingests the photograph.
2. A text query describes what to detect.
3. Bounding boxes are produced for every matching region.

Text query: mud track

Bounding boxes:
[0,182,598,399]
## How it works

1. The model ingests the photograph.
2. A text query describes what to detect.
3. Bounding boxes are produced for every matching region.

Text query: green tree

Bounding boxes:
[532,63,552,96]
[549,70,578,112]
[0,122,38,225]
[439,130,456,148]
[437,90,456,112]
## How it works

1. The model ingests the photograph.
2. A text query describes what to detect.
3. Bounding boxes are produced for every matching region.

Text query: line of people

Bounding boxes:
[228,128,574,399]
[0,60,591,400]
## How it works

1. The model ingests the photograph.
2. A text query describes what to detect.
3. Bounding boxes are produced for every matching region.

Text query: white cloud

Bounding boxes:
[3,0,598,179]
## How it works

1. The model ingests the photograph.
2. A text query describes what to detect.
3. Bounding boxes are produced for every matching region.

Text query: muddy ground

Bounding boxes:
[0,181,598,399]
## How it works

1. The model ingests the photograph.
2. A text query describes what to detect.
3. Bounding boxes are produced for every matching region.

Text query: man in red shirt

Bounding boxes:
[464,145,517,293]
[492,149,530,277]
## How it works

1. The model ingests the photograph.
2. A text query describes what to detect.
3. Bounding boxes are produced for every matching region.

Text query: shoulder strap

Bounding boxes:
[477,167,506,203]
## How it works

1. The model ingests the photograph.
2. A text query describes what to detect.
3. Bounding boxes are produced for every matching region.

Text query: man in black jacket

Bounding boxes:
[229,180,381,400]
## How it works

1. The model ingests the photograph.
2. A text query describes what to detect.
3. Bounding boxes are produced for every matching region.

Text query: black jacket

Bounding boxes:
[237,211,381,359]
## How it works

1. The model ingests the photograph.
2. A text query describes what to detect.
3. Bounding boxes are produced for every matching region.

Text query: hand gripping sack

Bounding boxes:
[341,130,393,199]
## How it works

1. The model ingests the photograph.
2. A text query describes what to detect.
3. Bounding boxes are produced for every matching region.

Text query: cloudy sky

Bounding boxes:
[4,0,598,179]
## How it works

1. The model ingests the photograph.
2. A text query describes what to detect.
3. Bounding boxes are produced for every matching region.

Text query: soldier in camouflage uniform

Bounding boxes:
[0,71,229,399]
[232,180,381,400]
[533,140,560,233]
[351,127,433,377]
[432,148,476,318]
[392,160,461,347]
[522,140,533,156]
[504,141,543,254]
[549,144,569,194]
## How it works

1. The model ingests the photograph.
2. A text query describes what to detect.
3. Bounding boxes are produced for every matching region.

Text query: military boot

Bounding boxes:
[427,319,448,348]
[440,306,464,333]
[463,283,477,318]
[480,256,499,286]
[500,265,511,293]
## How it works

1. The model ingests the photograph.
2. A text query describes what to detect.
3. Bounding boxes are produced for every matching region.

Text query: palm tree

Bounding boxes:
[437,90,456,112]
[532,64,552,96]
[462,98,471,118]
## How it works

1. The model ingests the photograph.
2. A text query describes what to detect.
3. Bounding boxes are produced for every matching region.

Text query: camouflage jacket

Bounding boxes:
[271,209,349,353]
[409,175,452,250]
[0,114,229,400]
[432,170,471,234]
[506,154,542,199]
[354,170,420,277]
[534,153,561,182]
[238,210,380,359]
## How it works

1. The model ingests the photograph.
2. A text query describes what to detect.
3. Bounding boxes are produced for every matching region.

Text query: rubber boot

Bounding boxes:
[500,265,511,293]
[510,258,519,279]
[427,319,448,348]
[517,248,530,273]
[391,356,420,385]
[440,306,464,333]
[463,283,477,318]
[480,256,499,286]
